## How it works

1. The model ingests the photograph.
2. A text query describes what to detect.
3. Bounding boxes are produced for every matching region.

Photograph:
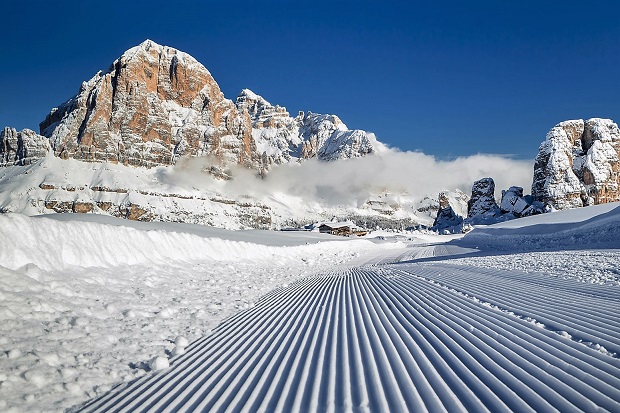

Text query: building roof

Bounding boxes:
[319,221,356,229]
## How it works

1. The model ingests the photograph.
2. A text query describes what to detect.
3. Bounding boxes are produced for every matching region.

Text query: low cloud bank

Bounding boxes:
[164,149,534,207]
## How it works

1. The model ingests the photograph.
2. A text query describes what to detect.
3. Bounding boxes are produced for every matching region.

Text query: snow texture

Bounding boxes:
[2,202,620,412]
[76,214,620,412]
[0,213,400,412]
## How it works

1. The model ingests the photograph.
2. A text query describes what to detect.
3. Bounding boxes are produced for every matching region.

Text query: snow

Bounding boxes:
[457,202,620,252]
[0,154,436,230]
[449,250,620,285]
[1,200,620,412]
[78,241,620,412]
[0,213,401,412]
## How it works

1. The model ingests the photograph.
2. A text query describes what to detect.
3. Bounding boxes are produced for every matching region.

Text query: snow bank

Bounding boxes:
[0,214,379,272]
[460,202,620,251]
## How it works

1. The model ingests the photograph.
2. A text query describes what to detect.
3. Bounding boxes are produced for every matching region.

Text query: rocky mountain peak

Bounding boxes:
[532,118,620,209]
[234,88,380,167]
[0,127,50,166]
[236,89,292,129]
[39,39,257,169]
[33,40,380,173]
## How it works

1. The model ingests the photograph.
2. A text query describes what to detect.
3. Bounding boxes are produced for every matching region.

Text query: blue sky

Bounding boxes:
[2,0,619,159]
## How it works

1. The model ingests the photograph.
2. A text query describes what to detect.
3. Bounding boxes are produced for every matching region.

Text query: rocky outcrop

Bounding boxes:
[297,112,376,161]
[441,179,543,230]
[0,127,50,166]
[467,177,500,219]
[431,189,469,233]
[499,186,543,218]
[235,89,300,168]
[532,118,620,209]
[40,40,258,169]
[235,89,380,169]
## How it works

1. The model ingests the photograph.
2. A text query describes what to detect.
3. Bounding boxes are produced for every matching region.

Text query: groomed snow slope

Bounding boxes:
[77,265,620,412]
[3,203,620,412]
[73,204,620,413]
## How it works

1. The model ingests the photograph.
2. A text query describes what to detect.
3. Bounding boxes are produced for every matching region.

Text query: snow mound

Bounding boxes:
[0,214,380,272]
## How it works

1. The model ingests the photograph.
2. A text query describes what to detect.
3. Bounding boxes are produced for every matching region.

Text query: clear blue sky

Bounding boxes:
[2,0,619,159]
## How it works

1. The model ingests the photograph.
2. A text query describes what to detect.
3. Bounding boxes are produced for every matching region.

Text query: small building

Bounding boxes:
[318,222,367,237]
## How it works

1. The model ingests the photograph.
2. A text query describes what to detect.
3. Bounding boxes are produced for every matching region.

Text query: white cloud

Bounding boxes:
[166,149,534,208]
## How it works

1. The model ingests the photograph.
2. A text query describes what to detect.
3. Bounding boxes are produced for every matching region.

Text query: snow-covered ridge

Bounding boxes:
[119,39,207,74]
[235,88,381,166]
[0,214,385,272]
[0,155,436,230]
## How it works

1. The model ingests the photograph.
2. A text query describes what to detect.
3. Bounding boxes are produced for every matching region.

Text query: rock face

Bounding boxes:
[532,118,620,209]
[297,112,376,161]
[467,177,500,219]
[235,89,379,170]
[36,41,380,172]
[0,127,50,166]
[40,40,258,169]
[499,186,543,218]
[432,189,469,233]
[235,89,301,168]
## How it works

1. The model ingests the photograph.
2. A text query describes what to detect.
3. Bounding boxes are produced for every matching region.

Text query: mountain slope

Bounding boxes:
[39,39,258,169]
[0,40,425,229]
[235,88,382,169]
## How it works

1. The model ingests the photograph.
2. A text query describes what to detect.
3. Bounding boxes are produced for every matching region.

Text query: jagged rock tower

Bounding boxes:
[532,118,620,209]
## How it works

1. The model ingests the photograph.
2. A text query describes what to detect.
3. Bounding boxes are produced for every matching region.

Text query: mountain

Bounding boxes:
[532,118,620,209]
[0,127,50,166]
[40,40,258,169]
[35,40,382,173]
[0,40,428,229]
[236,88,382,169]
[8,40,608,231]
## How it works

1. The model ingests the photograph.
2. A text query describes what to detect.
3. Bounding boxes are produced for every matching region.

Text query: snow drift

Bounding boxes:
[0,214,383,272]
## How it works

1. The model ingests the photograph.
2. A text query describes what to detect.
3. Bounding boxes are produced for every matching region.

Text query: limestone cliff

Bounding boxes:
[0,127,50,166]
[37,41,380,173]
[235,89,380,170]
[532,118,620,209]
[40,40,258,169]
